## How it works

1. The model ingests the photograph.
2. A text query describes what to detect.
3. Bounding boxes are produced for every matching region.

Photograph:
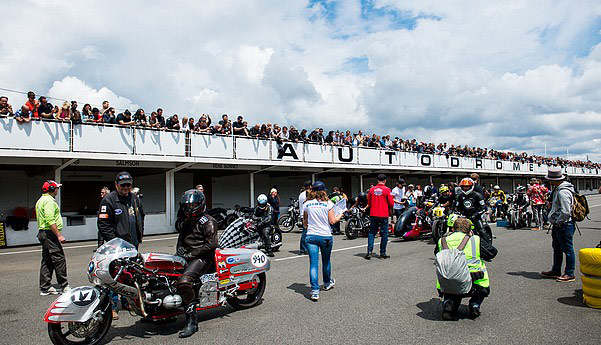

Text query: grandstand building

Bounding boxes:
[1,117,599,246]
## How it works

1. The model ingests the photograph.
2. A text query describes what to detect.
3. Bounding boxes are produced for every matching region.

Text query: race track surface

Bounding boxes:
[1,195,601,345]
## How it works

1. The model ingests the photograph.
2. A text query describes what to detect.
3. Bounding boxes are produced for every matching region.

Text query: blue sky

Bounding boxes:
[1,0,601,161]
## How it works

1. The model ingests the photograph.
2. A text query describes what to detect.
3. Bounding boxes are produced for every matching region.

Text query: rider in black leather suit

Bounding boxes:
[455,178,497,261]
[253,194,274,257]
[175,189,218,338]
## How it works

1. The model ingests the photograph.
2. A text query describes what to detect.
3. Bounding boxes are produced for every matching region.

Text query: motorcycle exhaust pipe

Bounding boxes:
[134,281,148,318]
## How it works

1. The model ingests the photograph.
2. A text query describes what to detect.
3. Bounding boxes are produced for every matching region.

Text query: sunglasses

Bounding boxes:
[119,183,132,187]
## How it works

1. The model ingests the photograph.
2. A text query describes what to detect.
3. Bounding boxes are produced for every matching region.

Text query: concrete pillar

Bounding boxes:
[165,171,175,226]
[360,175,364,192]
[250,173,255,207]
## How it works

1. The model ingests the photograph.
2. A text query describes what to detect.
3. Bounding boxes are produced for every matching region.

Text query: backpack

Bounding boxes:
[571,192,589,222]
[435,235,472,295]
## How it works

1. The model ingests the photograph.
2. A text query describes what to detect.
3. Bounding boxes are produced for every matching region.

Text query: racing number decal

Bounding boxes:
[251,252,268,268]
[71,288,98,307]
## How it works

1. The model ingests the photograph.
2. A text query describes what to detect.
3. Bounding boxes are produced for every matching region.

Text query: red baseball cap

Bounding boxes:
[42,180,62,193]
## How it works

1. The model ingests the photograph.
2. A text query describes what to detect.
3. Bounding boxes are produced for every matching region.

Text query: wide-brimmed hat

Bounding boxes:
[545,166,565,181]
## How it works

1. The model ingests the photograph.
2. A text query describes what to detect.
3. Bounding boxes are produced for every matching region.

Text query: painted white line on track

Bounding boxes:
[0,236,179,256]
[274,242,377,262]
[589,204,601,208]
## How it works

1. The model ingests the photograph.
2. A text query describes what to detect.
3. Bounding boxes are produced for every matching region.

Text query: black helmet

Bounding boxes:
[358,192,368,202]
[180,189,206,218]
[397,178,405,185]
[516,186,527,194]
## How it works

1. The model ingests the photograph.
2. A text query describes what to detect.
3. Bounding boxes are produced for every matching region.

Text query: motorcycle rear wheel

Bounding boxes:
[489,211,496,223]
[345,219,359,240]
[278,215,294,233]
[48,306,112,345]
[225,214,238,227]
[227,273,266,310]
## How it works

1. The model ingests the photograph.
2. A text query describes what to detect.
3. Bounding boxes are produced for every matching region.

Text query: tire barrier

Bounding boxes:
[579,248,601,309]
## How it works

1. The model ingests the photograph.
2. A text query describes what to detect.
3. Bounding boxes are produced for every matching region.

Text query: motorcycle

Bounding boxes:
[278,198,301,233]
[44,238,269,345]
[508,203,532,229]
[226,205,254,226]
[430,205,448,244]
[394,199,436,240]
[219,217,282,253]
[487,197,505,223]
[343,207,371,240]
[207,207,230,229]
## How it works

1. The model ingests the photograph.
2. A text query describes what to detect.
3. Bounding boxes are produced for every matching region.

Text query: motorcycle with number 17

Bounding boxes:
[43,238,270,345]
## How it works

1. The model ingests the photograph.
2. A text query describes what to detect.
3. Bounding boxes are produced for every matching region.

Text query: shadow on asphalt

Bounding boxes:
[287,283,312,301]
[557,289,586,308]
[103,306,236,342]
[506,271,545,280]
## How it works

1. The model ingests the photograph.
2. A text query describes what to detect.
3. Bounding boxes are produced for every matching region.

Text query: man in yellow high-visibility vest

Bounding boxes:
[35,180,69,296]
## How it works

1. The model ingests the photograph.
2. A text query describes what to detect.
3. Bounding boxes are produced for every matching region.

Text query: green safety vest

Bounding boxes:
[437,231,489,288]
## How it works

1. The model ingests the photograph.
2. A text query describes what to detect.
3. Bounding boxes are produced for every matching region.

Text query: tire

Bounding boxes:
[225,214,238,227]
[48,305,112,345]
[227,273,266,310]
[582,275,601,298]
[345,219,359,240]
[431,220,444,245]
[579,248,601,277]
[278,215,294,233]
[395,213,415,238]
[271,228,282,252]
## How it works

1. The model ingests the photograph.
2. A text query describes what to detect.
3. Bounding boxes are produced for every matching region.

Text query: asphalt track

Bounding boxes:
[1,195,601,345]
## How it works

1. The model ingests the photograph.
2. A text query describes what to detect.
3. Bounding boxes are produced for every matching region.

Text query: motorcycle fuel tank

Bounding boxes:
[214,248,270,287]
[141,253,187,272]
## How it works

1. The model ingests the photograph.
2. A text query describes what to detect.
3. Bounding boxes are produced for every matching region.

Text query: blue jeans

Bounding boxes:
[300,227,308,252]
[551,222,576,276]
[306,235,333,293]
[368,217,389,255]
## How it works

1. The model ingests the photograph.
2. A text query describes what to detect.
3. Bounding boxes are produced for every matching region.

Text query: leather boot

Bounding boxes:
[179,303,198,338]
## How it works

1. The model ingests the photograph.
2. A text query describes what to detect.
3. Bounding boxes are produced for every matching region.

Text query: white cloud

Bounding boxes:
[0,0,600,161]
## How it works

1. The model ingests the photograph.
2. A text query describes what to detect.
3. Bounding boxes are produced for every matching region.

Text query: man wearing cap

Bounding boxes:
[541,167,576,282]
[365,174,394,260]
[36,180,69,295]
[98,171,145,249]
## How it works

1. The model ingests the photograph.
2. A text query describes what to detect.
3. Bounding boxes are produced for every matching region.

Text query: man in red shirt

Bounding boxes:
[25,91,39,118]
[366,174,394,260]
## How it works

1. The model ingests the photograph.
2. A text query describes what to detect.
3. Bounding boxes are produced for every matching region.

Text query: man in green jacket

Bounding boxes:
[36,180,69,296]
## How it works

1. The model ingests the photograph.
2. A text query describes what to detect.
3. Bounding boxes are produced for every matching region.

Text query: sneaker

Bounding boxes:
[323,278,335,291]
[112,309,119,320]
[310,291,320,301]
[540,271,561,278]
[380,254,390,259]
[442,300,454,321]
[364,253,372,260]
[531,227,540,231]
[469,303,481,317]
[556,275,575,282]
[61,286,71,294]
[40,287,60,296]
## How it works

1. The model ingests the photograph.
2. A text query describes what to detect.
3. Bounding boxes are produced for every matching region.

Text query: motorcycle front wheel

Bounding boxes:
[227,273,266,310]
[431,220,445,244]
[278,215,294,233]
[345,219,359,240]
[48,306,112,345]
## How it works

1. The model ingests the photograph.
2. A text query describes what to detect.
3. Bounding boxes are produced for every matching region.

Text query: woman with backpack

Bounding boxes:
[435,217,491,320]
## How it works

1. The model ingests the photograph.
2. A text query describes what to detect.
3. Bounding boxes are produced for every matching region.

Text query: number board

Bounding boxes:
[251,251,268,268]
[0,222,5,248]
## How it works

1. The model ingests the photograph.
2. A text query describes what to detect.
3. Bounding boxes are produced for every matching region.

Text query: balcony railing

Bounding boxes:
[0,117,599,176]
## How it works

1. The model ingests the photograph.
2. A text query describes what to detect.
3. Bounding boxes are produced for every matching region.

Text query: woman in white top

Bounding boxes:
[302,181,343,301]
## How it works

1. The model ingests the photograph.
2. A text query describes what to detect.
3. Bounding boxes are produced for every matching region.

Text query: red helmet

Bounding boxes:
[459,178,474,195]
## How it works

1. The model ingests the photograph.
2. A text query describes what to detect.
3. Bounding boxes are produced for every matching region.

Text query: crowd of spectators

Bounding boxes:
[0,92,599,170]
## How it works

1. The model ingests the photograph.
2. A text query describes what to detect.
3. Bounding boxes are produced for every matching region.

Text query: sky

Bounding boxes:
[1,0,601,161]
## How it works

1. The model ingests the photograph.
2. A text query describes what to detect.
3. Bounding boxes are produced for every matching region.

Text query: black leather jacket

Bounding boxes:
[98,191,145,244]
[176,213,218,262]
[455,191,486,219]
[253,204,273,228]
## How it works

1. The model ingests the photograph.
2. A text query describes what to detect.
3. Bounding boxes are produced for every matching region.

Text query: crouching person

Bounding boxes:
[435,217,491,320]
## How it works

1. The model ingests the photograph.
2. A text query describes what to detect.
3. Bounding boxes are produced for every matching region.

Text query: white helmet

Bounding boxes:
[257,194,268,207]
[493,185,500,190]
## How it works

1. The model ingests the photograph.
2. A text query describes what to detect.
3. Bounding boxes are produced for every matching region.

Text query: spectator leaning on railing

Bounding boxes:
[166,114,180,130]
[70,101,82,124]
[0,96,13,116]
[38,96,53,119]
[117,109,135,126]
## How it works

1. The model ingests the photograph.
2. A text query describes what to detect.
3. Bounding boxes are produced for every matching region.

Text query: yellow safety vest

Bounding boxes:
[437,231,489,288]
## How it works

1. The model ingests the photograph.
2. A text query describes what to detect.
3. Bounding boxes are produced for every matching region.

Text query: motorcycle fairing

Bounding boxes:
[214,248,270,288]
[43,286,104,323]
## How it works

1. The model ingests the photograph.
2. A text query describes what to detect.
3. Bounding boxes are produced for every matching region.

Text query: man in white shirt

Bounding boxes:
[391,179,407,224]
[298,180,311,255]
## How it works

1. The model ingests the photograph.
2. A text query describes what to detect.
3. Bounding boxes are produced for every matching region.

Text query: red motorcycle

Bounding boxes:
[44,238,270,345]
[394,200,436,240]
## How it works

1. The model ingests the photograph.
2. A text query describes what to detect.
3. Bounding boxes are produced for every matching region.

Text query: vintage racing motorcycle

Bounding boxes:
[44,238,270,345]
[219,216,283,252]
[277,198,301,233]
[343,207,371,240]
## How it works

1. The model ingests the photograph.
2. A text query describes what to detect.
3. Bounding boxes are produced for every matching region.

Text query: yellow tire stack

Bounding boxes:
[579,248,601,308]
